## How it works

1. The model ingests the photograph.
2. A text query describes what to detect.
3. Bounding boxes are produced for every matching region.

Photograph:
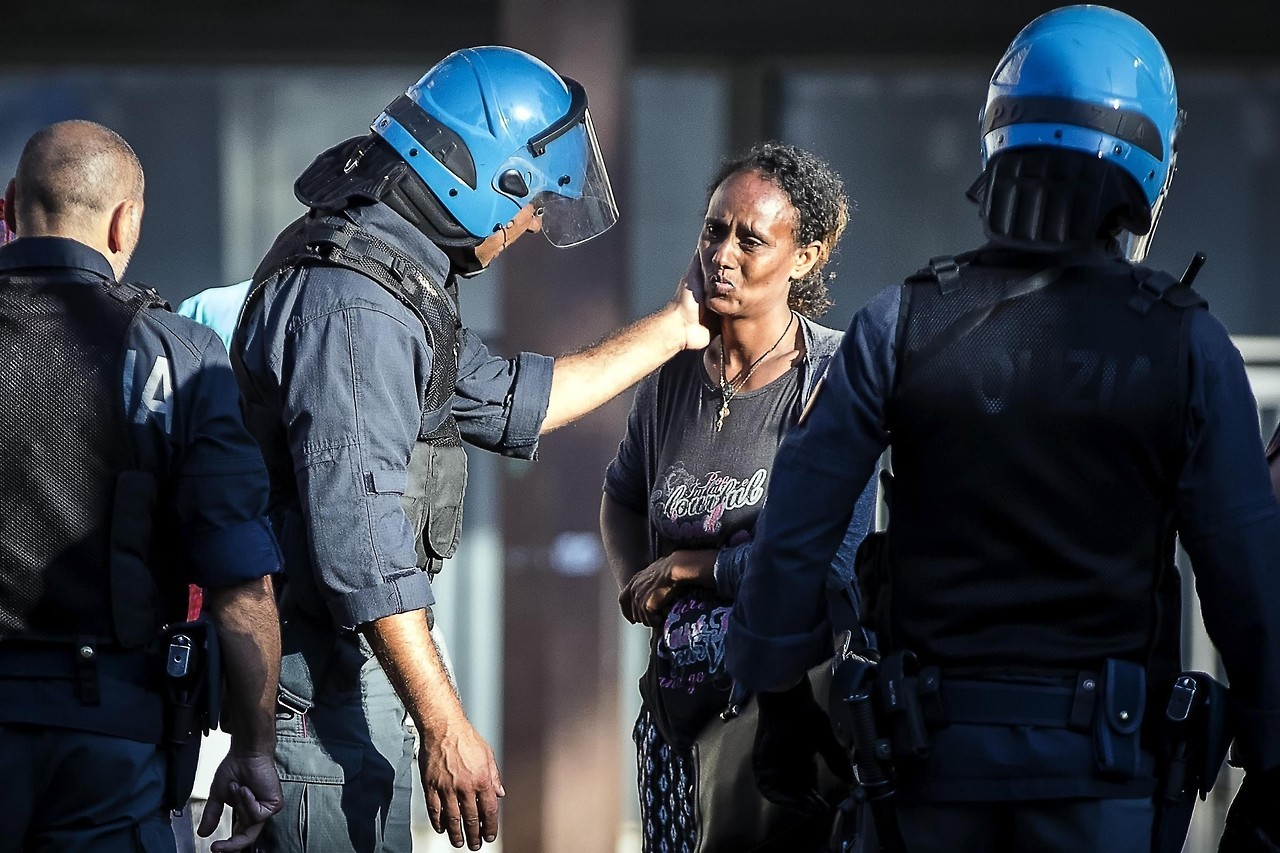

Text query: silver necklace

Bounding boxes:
[715,312,795,432]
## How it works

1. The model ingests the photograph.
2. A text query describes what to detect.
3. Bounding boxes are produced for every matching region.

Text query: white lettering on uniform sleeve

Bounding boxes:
[124,349,174,435]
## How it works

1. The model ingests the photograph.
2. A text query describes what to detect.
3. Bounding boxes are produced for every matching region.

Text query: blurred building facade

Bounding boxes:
[4,1,1279,850]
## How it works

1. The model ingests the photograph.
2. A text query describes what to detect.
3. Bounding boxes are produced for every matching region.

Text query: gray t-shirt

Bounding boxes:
[606,345,801,739]
[646,351,800,555]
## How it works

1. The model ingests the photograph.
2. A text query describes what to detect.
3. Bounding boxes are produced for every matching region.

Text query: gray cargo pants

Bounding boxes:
[258,621,416,853]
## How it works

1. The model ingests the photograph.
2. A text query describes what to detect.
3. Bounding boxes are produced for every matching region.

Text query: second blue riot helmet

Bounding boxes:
[978,6,1183,260]
[372,46,618,248]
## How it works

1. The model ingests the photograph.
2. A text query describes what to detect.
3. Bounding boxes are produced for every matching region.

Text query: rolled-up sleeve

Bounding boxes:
[284,301,436,628]
[174,325,283,588]
[452,327,554,459]
[727,285,898,692]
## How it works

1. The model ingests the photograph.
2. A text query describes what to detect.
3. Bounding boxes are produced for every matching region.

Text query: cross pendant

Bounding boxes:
[716,399,730,432]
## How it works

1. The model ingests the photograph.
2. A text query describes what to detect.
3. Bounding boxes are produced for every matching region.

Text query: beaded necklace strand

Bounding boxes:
[715,311,796,432]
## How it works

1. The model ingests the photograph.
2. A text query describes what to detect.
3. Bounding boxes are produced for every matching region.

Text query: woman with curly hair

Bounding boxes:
[601,142,876,852]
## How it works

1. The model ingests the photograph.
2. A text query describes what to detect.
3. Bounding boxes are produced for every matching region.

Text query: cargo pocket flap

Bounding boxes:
[367,469,408,495]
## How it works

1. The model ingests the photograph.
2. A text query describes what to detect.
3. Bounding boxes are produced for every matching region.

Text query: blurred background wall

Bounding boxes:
[3,1,1279,850]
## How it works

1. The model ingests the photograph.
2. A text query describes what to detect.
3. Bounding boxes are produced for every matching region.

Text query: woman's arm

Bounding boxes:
[602,492,720,626]
[601,493,652,592]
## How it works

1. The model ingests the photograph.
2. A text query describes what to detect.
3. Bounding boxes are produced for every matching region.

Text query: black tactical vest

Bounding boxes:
[0,272,173,648]
[882,251,1205,678]
[239,213,469,572]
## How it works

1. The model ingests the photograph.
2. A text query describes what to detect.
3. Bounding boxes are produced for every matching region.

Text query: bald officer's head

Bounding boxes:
[4,120,145,280]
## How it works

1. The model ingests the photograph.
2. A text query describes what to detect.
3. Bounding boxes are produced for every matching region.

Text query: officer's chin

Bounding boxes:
[441,244,489,279]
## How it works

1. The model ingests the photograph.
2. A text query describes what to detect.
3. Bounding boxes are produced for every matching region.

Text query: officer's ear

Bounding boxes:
[790,239,824,283]
[108,197,143,257]
[4,179,16,234]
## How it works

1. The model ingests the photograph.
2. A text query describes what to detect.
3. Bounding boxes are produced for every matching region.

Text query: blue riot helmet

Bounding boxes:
[372,47,618,248]
[978,6,1183,260]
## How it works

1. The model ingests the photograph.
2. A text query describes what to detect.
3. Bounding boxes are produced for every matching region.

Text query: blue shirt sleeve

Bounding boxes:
[1176,310,1280,771]
[131,311,282,589]
[726,284,899,692]
[282,295,436,628]
[174,280,251,353]
[451,326,554,460]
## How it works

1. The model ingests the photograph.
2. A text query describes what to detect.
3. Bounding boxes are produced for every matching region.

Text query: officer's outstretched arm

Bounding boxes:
[363,608,504,850]
[542,255,710,431]
[198,576,283,852]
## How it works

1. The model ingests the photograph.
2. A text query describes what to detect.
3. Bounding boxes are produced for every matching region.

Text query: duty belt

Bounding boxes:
[0,641,154,706]
[938,672,1099,730]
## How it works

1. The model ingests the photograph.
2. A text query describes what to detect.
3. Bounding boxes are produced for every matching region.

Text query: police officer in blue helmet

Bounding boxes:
[724,7,1280,852]
[234,47,708,852]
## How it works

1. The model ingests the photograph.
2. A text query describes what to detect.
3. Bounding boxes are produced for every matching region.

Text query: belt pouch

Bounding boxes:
[1094,658,1145,779]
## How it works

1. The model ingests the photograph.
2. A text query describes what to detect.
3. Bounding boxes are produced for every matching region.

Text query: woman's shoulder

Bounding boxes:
[651,346,703,380]
[633,347,705,407]
[798,313,846,358]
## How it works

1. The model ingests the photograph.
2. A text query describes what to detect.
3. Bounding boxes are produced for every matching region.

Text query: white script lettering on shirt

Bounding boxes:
[660,468,768,522]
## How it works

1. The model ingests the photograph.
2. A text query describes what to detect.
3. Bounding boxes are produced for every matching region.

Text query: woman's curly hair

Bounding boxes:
[709,142,850,318]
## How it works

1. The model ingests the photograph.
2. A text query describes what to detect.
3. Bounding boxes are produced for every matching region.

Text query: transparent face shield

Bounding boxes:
[1122,108,1185,263]
[532,113,618,247]
[1120,152,1175,263]
[518,77,618,248]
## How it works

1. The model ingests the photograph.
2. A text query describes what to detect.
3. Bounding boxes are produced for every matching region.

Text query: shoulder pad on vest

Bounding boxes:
[111,281,170,311]
[906,251,982,293]
[1127,268,1207,315]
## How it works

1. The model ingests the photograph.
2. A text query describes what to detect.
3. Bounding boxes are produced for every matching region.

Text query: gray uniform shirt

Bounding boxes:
[235,202,554,629]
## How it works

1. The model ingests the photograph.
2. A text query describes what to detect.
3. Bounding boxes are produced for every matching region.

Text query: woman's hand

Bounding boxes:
[618,550,718,627]
[619,558,678,627]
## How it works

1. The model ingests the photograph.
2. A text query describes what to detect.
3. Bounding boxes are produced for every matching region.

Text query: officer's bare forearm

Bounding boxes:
[543,305,693,432]
[206,576,281,756]
[362,609,466,738]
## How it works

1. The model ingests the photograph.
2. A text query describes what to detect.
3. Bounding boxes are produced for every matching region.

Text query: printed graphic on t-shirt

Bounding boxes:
[657,591,731,695]
[651,461,768,544]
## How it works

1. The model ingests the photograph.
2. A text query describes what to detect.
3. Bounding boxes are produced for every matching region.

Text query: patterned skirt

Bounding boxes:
[633,708,698,853]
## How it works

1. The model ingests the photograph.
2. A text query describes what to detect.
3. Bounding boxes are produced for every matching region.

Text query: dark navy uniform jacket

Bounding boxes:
[235,202,554,630]
[0,237,280,742]
[727,253,1280,789]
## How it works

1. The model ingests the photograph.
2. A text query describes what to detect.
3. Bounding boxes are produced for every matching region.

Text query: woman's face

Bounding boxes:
[699,170,820,319]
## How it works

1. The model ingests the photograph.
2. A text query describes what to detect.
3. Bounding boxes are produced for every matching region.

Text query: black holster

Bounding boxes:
[827,651,910,853]
[1152,671,1231,853]
[161,615,221,811]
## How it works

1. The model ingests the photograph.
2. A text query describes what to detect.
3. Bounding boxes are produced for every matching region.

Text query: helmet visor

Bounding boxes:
[532,112,618,248]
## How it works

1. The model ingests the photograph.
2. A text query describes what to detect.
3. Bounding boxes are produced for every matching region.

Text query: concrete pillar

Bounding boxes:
[495,1,631,851]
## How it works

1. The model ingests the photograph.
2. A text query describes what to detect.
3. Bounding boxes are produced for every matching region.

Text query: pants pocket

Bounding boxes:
[270,736,370,853]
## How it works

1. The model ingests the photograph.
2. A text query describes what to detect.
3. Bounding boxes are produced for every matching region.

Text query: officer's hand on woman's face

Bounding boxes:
[668,249,713,351]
